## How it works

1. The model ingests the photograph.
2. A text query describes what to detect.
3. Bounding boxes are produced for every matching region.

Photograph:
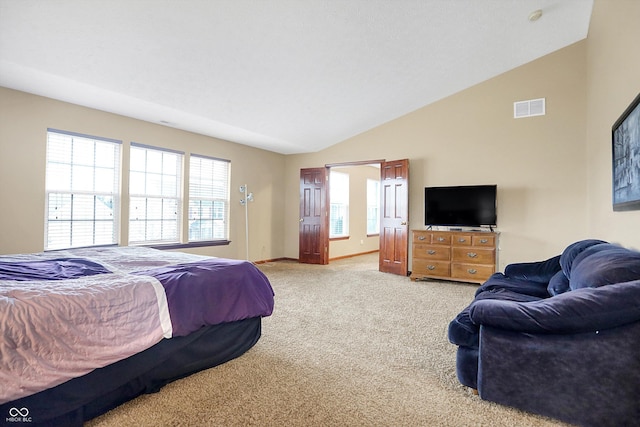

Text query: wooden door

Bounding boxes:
[299,167,329,264]
[379,159,409,275]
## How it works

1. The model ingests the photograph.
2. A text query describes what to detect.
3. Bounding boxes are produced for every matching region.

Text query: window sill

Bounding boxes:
[147,240,231,250]
[329,236,350,241]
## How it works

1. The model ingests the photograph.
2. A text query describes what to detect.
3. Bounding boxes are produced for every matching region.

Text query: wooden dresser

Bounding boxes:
[410,229,498,284]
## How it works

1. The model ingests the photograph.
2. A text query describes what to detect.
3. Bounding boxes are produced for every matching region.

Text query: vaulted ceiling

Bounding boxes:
[0,1,593,154]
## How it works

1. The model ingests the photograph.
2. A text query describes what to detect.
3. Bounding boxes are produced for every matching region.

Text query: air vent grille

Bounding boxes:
[514,98,545,118]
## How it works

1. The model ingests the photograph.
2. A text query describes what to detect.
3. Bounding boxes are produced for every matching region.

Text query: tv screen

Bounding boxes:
[612,92,640,211]
[425,185,497,227]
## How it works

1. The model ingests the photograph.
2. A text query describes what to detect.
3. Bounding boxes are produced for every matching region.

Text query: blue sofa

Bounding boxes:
[448,239,640,427]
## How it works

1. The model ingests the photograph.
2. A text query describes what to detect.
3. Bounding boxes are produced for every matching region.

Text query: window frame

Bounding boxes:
[128,142,184,245]
[187,154,231,244]
[329,170,350,238]
[366,178,380,236]
[44,128,122,250]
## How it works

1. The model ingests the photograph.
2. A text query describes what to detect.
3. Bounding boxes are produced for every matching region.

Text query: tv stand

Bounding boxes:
[410,229,498,284]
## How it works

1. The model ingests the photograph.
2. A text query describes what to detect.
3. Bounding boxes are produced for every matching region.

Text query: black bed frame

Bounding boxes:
[1,317,262,427]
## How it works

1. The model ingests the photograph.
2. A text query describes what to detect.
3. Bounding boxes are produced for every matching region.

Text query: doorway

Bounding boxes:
[299,159,409,275]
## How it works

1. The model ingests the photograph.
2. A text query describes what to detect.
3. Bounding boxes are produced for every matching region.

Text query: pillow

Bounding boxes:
[547,270,570,296]
[570,247,640,290]
[559,239,608,279]
[504,255,561,283]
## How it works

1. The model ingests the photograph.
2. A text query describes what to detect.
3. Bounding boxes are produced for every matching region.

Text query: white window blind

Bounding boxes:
[188,155,230,242]
[45,129,121,250]
[129,143,183,244]
[330,171,349,238]
[366,179,380,235]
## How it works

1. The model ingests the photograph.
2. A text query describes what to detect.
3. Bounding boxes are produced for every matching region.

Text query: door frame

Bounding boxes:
[301,159,408,274]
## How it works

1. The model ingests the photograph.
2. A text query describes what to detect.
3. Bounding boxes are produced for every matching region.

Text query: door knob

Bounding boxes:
[299,218,304,222]
[400,221,407,225]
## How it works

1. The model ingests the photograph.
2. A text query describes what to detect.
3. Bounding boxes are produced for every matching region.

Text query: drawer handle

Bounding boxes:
[418,236,426,241]
[467,268,478,274]
[437,237,445,242]
[458,238,466,243]
[467,252,478,258]
[427,250,436,255]
[480,239,488,244]
[427,265,436,270]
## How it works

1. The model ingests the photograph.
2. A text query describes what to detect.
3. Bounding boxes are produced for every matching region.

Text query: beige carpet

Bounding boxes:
[87,253,569,426]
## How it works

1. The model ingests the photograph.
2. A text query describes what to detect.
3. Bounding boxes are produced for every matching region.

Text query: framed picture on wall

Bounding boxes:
[612,92,640,211]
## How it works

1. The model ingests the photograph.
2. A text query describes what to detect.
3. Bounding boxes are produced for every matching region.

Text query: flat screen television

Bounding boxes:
[424,185,497,228]
[612,92,640,211]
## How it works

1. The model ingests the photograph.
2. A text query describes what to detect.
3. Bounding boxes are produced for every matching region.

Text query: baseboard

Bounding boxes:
[329,250,379,262]
[253,257,297,265]
[253,251,378,265]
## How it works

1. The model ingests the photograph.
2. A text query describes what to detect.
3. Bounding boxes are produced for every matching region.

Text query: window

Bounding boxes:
[45,129,121,250]
[330,171,349,238]
[129,143,183,244]
[367,179,380,235]
[188,155,230,242]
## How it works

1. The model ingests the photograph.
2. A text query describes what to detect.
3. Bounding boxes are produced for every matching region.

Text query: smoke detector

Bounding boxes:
[528,9,543,22]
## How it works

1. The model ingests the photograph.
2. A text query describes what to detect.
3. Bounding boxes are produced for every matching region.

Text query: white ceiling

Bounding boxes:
[0,0,593,154]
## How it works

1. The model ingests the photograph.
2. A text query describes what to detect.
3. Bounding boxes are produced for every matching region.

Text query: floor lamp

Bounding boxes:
[239,185,254,260]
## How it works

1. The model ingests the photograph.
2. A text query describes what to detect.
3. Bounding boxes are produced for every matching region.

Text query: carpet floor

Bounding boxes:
[87,253,569,426]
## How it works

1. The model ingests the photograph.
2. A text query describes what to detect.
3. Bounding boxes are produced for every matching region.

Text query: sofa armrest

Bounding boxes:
[469,280,640,333]
[478,322,640,426]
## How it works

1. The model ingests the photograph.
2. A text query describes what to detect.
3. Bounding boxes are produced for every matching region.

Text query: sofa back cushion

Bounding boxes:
[570,247,640,290]
[504,255,561,283]
[559,239,608,279]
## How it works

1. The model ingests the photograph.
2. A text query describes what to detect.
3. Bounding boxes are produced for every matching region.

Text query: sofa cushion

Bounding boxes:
[559,239,608,279]
[475,273,551,298]
[547,270,570,296]
[504,255,561,283]
[570,247,640,290]
[469,279,640,333]
[448,288,543,348]
[571,243,621,270]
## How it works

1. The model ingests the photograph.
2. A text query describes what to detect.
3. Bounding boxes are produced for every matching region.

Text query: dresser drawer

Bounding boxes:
[472,235,496,247]
[413,232,431,244]
[451,234,472,246]
[413,259,451,277]
[451,247,495,264]
[451,263,495,281]
[413,244,450,260]
[431,232,451,245]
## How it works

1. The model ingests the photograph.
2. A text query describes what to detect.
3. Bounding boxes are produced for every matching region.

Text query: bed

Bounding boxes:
[0,246,275,426]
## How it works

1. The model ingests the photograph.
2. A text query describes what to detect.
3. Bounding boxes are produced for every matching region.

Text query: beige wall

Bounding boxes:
[585,0,640,250]
[285,40,589,270]
[285,0,640,268]
[0,88,286,260]
[1,0,637,266]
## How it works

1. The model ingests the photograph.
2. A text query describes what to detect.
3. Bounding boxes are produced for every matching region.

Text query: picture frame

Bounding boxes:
[612,92,640,211]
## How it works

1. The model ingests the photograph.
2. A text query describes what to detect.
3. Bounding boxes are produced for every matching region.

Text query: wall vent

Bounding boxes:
[514,98,545,118]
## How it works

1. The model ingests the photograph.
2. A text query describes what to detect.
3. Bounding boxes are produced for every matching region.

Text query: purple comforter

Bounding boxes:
[0,258,111,281]
[134,258,274,336]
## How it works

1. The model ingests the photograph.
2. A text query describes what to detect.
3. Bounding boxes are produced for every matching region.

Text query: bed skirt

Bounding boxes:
[1,317,262,426]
